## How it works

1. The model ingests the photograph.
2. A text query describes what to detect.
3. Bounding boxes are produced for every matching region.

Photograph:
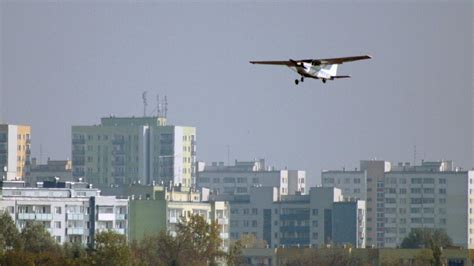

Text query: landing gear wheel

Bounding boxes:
[295,79,299,85]
[300,77,304,82]
[322,79,326,84]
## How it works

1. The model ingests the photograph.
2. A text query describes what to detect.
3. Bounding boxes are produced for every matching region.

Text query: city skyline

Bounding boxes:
[1,2,472,187]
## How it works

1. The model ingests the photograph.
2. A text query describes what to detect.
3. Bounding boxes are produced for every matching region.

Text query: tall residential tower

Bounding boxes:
[72,116,196,187]
[0,124,31,181]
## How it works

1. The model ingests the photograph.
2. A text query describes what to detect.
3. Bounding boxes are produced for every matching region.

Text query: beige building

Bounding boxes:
[0,124,31,180]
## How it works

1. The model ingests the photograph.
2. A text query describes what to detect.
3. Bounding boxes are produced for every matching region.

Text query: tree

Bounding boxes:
[133,214,226,266]
[0,211,21,252]
[175,214,225,265]
[400,228,452,249]
[61,242,89,266]
[20,221,59,253]
[226,239,243,266]
[238,234,267,248]
[89,230,132,266]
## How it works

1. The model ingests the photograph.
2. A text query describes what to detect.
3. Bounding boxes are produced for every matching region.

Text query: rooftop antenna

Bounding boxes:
[142,91,148,117]
[164,95,168,118]
[157,94,161,117]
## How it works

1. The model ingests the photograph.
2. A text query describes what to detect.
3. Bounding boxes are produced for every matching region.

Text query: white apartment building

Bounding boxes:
[196,159,306,196]
[322,160,474,248]
[228,186,366,248]
[0,181,128,246]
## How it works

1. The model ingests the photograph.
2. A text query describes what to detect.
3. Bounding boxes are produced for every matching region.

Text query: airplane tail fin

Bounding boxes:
[327,64,338,76]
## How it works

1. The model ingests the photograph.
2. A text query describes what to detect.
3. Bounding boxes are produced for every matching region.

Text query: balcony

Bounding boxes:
[112,139,125,145]
[112,159,125,166]
[67,213,83,220]
[116,213,127,220]
[220,233,229,239]
[67,228,84,235]
[97,213,115,221]
[18,213,36,220]
[72,139,85,145]
[217,218,228,225]
[36,213,53,221]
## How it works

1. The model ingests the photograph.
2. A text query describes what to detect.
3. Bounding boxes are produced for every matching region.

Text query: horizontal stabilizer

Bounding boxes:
[331,75,351,79]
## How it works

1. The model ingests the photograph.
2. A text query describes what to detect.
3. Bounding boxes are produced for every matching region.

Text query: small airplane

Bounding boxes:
[250,55,371,84]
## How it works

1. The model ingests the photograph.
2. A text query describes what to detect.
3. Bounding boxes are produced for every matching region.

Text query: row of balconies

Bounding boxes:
[72,139,86,144]
[18,213,52,221]
[97,213,127,221]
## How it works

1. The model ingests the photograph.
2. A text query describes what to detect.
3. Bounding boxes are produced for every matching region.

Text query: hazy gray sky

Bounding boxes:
[1,1,472,186]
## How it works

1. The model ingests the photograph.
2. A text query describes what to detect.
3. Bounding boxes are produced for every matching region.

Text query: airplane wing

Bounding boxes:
[307,55,372,65]
[249,61,294,66]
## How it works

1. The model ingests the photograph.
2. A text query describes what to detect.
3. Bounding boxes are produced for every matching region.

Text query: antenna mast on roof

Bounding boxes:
[157,94,161,117]
[164,95,168,118]
[142,91,148,117]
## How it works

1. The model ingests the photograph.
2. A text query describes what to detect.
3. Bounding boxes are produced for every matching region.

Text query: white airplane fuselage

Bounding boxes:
[289,63,338,80]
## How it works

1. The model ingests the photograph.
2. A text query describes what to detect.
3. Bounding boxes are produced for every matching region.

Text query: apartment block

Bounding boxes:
[322,159,474,248]
[128,185,230,250]
[0,180,128,246]
[0,124,31,180]
[228,186,366,248]
[72,116,196,187]
[196,159,306,196]
[27,158,73,186]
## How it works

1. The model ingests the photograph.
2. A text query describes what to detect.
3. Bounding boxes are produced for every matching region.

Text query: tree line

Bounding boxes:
[0,211,242,266]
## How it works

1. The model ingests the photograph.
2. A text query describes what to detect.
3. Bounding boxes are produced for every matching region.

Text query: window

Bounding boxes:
[312,220,318,227]
[354,178,361,184]
[423,188,434,194]
[243,209,249,215]
[237,177,247,183]
[312,209,319,215]
[252,208,258,215]
[252,178,259,184]
[55,221,61,228]
[223,177,235,183]
[323,178,334,184]
[439,178,446,184]
[55,207,61,214]
[423,178,434,184]
[439,188,446,194]
[199,177,210,183]
[236,187,248,193]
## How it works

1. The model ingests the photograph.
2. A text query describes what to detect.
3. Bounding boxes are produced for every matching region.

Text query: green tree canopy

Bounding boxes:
[20,221,59,253]
[133,214,226,266]
[400,228,453,249]
[89,230,132,266]
[0,211,21,252]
